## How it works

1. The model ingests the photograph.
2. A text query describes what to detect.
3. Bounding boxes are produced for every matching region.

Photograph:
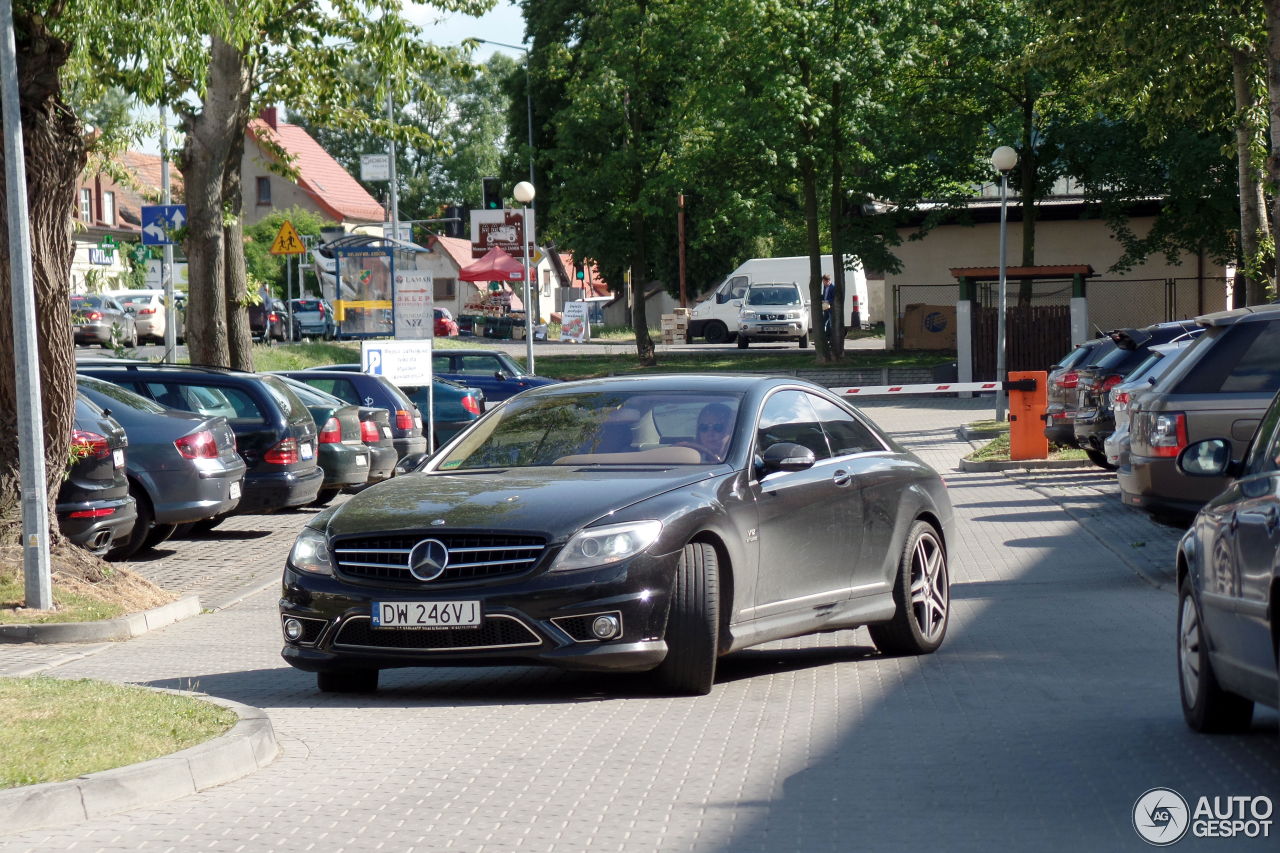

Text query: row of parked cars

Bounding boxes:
[55,348,558,562]
[71,291,186,348]
[1044,302,1280,733]
[249,300,463,343]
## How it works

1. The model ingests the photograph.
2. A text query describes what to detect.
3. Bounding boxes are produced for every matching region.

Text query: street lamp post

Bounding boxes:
[513,180,536,373]
[991,145,1019,422]
[476,39,534,186]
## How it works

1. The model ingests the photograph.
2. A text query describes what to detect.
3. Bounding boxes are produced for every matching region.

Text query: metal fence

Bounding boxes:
[1086,277,1227,332]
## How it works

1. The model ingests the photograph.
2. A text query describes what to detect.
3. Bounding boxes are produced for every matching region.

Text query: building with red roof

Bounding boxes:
[242,108,385,230]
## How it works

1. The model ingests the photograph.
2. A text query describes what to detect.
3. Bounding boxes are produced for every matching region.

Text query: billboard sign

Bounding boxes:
[469,209,535,259]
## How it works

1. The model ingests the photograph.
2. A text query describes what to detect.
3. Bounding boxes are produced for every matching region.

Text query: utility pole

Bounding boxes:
[161,102,176,361]
[678,193,687,308]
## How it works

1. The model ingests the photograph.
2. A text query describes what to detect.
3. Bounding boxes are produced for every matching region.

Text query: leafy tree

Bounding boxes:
[244,207,333,297]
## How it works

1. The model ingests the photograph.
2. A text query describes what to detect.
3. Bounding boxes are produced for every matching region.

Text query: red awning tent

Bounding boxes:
[459,247,526,282]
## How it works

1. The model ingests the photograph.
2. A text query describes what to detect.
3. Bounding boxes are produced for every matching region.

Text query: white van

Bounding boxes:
[687,255,867,343]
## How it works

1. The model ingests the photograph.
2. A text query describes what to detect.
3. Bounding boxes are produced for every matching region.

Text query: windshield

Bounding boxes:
[746,285,801,306]
[436,390,743,470]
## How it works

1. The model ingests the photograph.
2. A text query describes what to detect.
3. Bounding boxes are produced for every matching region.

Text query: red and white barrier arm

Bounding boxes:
[832,381,1008,397]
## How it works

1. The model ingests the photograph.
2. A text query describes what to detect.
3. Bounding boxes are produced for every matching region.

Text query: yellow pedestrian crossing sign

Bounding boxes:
[270,220,305,255]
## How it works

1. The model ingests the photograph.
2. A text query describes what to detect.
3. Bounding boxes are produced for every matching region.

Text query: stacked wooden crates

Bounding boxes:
[660,307,690,344]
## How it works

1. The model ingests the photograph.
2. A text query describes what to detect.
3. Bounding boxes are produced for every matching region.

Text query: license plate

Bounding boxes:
[112,448,124,469]
[382,426,392,438]
[354,454,367,466]
[414,416,423,429]
[764,324,788,332]
[372,601,481,628]
[229,480,241,500]
[300,441,314,460]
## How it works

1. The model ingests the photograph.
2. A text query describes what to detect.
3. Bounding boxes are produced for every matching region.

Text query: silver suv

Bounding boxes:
[737,283,810,348]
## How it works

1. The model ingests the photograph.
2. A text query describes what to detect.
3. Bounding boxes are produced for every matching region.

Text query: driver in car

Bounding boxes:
[681,402,734,462]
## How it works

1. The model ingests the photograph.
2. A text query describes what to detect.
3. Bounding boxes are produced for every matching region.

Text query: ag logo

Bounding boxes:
[1134,788,1190,845]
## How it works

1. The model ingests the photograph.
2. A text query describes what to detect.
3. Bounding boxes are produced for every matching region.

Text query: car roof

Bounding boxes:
[1194,301,1280,327]
[519,374,811,397]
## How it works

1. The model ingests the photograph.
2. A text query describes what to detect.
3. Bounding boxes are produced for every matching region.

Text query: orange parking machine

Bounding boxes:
[1007,371,1048,461]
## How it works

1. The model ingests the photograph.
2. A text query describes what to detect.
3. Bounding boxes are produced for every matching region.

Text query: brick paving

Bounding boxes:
[2,396,1277,852]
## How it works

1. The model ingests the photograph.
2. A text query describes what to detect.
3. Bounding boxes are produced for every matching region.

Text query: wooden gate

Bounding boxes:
[973,304,1071,380]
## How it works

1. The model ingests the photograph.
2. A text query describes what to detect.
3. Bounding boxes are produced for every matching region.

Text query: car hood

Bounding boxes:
[322,466,715,541]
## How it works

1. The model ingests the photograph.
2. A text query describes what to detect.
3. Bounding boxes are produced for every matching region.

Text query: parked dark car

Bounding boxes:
[1122,304,1280,525]
[302,364,484,446]
[431,349,559,403]
[272,375,373,505]
[77,362,324,516]
[279,375,955,695]
[249,298,289,343]
[1043,337,1118,446]
[1071,321,1201,468]
[1103,341,1195,469]
[353,406,397,486]
[76,374,247,559]
[276,369,427,462]
[1173,389,1280,732]
[70,293,138,348]
[289,298,336,340]
[57,395,137,555]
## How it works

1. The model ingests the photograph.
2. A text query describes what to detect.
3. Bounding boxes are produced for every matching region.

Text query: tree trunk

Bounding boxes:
[801,152,823,344]
[178,35,252,367]
[1017,85,1037,308]
[1266,0,1280,300]
[221,68,256,372]
[0,15,84,544]
[1233,48,1270,307]
[826,77,844,363]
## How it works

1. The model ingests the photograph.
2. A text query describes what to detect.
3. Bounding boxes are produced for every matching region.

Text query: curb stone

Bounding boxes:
[0,691,278,834]
[0,595,201,644]
[958,457,1093,472]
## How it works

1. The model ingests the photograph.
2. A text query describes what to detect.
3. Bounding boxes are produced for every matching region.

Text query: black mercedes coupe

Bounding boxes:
[279,375,955,695]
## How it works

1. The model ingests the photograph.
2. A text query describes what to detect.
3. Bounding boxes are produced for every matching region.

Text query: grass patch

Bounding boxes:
[0,569,123,624]
[250,340,362,372]
[965,432,1089,462]
[0,677,236,789]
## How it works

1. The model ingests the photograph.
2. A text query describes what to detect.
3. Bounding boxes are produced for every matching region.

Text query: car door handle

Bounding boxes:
[1266,506,1279,534]
[1228,511,1238,532]
[833,469,853,488]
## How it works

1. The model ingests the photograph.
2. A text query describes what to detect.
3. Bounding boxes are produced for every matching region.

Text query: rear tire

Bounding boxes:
[310,489,337,508]
[189,515,224,535]
[1084,448,1116,470]
[107,484,153,561]
[652,541,719,695]
[317,669,379,693]
[1178,577,1253,732]
[869,521,949,655]
[142,523,177,550]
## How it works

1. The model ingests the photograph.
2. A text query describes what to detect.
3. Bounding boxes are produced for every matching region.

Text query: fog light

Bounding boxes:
[283,618,304,641]
[591,614,620,640]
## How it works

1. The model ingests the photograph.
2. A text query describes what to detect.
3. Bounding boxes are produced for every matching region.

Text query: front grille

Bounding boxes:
[332,615,542,651]
[333,532,546,584]
[759,313,792,322]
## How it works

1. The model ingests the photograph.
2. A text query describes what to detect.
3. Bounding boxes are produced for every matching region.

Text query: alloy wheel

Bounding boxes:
[909,531,948,643]
[1179,594,1201,705]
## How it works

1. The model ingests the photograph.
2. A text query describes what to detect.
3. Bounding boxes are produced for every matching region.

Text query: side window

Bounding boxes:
[808,395,885,456]
[1220,322,1280,394]
[259,376,307,422]
[1243,393,1280,475]
[755,390,831,461]
[432,354,451,373]
[458,355,500,375]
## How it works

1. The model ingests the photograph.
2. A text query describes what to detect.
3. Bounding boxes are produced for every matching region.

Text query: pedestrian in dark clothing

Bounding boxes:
[821,274,836,339]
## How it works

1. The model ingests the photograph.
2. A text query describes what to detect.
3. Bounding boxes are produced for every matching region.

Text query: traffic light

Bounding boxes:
[482,177,502,210]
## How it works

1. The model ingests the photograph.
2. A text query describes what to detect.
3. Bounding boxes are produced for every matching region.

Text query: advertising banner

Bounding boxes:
[394,270,433,339]
[560,300,590,343]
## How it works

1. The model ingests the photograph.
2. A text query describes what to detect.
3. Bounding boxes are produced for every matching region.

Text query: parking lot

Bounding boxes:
[3,396,1276,852]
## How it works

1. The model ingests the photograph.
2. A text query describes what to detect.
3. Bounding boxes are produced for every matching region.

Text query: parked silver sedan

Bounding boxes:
[71,293,138,348]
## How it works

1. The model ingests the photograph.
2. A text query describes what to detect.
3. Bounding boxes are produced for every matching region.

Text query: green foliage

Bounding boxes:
[244,207,332,298]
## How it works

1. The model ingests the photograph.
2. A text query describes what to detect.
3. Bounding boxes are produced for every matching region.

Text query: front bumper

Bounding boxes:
[739,319,806,341]
[279,550,678,675]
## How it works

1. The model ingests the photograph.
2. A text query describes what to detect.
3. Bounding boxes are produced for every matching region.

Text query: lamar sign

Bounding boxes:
[470,209,536,259]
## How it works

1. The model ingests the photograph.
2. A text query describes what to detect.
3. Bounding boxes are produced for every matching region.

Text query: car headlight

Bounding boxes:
[786,312,801,320]
[289,527,334,575]
[741,310,758,320]
[549,520,663,572]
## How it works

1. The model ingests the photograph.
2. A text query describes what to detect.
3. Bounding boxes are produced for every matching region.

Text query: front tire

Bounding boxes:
[1178,577,1253,732]
[652,541,719,695]
[869,521,949,655]
[736,335,749,349]
[703,321,729,344]
[317,669,379,693]
[798,333,809,348]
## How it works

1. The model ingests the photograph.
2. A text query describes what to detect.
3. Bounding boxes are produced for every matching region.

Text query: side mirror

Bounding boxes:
[494,370,512,380]
[759,442,816,476]
[1176,438,1238,478]
[394,453,429,476]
